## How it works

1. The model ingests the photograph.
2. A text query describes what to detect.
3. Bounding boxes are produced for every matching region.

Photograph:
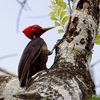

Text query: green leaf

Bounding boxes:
[58,7,63,16]
[56,0,66,9]
[58,29,64,33]
[87,97,100,100]
[48,11,55,16]
[60,11,66,20]
[62,2,67,9]
[57,0,63,7]
[48,5,53,9]
[55,5,59,14]
[62,16,69,25]
[50,16,58,20]
[51,0,55,5]
[94,34,100,45]
[54,21,61,26]
[49,11,58,21]
[55,6,63,16]
[56,0,63,7]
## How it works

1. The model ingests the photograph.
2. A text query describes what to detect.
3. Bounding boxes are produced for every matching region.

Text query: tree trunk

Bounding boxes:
[0,0,99,100]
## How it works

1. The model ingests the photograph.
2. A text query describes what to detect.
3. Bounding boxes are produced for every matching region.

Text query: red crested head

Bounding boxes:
[22,25,55,40]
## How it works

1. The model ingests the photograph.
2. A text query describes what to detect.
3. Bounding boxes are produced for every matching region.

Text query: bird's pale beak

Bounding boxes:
[42,26,55,32]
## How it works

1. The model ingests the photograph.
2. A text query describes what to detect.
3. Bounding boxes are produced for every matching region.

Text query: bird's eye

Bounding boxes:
[33,25,40,28]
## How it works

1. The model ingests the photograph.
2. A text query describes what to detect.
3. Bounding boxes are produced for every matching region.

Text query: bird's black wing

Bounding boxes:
[18,38,46,87]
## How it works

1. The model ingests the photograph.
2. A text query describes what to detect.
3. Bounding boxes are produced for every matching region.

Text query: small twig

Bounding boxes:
[27,14,48,19]
[91,59,100,67]
[16,0,30,32]
[0,54,17,76]
[16,0,26,10]
[68,0,72,15]
[16,6,24,32]
[0,53,17,61]
[0,67,17,77]
[91,59,100,88]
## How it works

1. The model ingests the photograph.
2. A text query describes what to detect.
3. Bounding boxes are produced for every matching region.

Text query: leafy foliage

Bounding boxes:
[49,0,100,45]
[94,23,100,45]
[48,0,69,33]
[94,34,100,45]
[87,96,100,100]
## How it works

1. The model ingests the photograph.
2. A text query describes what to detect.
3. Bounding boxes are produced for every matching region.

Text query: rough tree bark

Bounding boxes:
[0,0,99,100]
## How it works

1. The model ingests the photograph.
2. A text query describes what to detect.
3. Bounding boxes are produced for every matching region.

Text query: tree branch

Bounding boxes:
[0,67,16,77]
[16,0,31,32]
[0,53,17,60]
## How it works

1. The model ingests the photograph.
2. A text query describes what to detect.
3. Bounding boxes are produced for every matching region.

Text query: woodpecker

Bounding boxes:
[18,25,55,87]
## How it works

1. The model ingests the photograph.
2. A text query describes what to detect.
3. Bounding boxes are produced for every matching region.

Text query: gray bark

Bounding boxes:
[0,0,99,100]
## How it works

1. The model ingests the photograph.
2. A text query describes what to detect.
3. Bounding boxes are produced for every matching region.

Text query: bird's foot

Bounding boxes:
[48,50,52,55]
[47,39,61,55]
[50,39,61,53]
